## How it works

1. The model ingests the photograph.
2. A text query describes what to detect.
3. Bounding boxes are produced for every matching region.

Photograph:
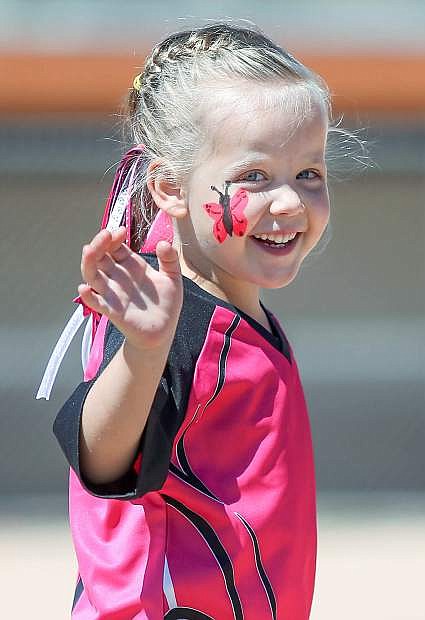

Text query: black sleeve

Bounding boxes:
[53,321,182,500]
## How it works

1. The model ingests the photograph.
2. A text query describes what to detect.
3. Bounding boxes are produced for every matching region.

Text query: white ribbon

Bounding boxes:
[36,305,87,400]
[81,314,93,372]
[36,181,132,400]
[106,187,129,232]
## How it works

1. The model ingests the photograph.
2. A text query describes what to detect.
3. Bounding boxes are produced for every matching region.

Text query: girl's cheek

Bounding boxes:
[202,185,251,243]
[245,198,267,229]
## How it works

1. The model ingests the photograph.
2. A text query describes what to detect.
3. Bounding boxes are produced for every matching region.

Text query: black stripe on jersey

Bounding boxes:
[235,512,277,620]
[170,409,219,501]
[202,314,241,412]
[169,461,219,501]
[162,494,244,620]
[164,608,214,620]
[71,575,84,612]
[169,315,240,502]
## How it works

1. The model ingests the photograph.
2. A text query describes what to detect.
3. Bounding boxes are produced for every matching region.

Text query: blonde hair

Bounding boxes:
[124,22,332,250]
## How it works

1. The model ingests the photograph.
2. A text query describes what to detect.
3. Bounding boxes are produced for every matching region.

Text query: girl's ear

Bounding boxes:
[147,161,188,219]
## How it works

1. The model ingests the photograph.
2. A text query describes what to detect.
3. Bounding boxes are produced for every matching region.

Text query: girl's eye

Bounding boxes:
[236,170,266,183]
[297,169,320,180]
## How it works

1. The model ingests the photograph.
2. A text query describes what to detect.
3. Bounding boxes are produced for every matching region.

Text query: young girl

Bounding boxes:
[53,23,331,619]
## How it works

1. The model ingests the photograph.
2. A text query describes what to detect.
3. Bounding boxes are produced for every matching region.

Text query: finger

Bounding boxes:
[96,251,116,271]
[81,227,128,278]
[95,252,138,285]
[109,226,127,251]
[83,227,125,263]
[87,229,114,258]
[81,229,111,281]
[81,240,122,285]
[79,280,131,321]
[156,241,181,278]
[101,245,149,286]
[81,263,110,295]
[77,283,110,316]
[81,243,105,284]
[109,241,134,263]
[89,227,126,257]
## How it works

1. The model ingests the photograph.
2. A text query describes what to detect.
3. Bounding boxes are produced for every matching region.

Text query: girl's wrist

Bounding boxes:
[121,334,173,370]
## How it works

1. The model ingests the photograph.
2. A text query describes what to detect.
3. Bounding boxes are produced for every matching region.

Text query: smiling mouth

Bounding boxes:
[250,232,301,249]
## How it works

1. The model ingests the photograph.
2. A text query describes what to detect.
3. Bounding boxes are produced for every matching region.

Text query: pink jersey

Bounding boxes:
[54,255,317,619]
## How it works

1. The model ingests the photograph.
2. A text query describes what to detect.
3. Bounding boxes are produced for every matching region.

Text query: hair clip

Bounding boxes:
[133,74,142,91]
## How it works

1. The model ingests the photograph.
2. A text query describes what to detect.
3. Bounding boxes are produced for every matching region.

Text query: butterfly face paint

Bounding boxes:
[203,181,249,243]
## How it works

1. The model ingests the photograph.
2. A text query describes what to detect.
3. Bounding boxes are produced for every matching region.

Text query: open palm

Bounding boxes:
[78,227,183,351]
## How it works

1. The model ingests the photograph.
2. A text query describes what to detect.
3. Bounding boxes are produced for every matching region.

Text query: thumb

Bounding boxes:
[156,241,182,278]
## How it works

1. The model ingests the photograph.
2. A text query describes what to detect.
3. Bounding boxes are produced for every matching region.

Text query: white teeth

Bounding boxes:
[253,232,297,243]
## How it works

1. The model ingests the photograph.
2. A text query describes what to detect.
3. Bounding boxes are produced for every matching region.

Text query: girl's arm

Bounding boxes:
[77,227,183,486]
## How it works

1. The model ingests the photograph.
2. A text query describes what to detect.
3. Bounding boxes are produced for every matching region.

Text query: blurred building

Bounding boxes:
[1,0,424,495]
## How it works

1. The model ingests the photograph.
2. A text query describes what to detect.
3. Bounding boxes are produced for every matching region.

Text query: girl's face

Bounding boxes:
[177,86,330,299]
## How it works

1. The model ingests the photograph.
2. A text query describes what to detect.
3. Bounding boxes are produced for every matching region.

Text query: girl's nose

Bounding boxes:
[269,186,305,216]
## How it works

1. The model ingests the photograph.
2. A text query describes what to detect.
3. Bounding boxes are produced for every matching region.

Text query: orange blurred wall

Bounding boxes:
[2,52,425,118]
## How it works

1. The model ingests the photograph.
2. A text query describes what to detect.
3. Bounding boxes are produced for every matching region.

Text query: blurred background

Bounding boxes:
[1,1,424,618]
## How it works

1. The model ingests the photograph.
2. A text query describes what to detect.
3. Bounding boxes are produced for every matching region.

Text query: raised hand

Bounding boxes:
[78,226,183,351]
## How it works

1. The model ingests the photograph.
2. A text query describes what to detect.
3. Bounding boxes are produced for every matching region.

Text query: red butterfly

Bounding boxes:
[203,181,248,243]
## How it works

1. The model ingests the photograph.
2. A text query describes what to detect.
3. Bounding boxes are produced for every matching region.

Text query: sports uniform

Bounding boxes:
[54,254,317,619]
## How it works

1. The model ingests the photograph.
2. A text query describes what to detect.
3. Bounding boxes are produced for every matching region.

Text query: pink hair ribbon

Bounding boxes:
[36,145,174,399]
[142,208,174,252]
